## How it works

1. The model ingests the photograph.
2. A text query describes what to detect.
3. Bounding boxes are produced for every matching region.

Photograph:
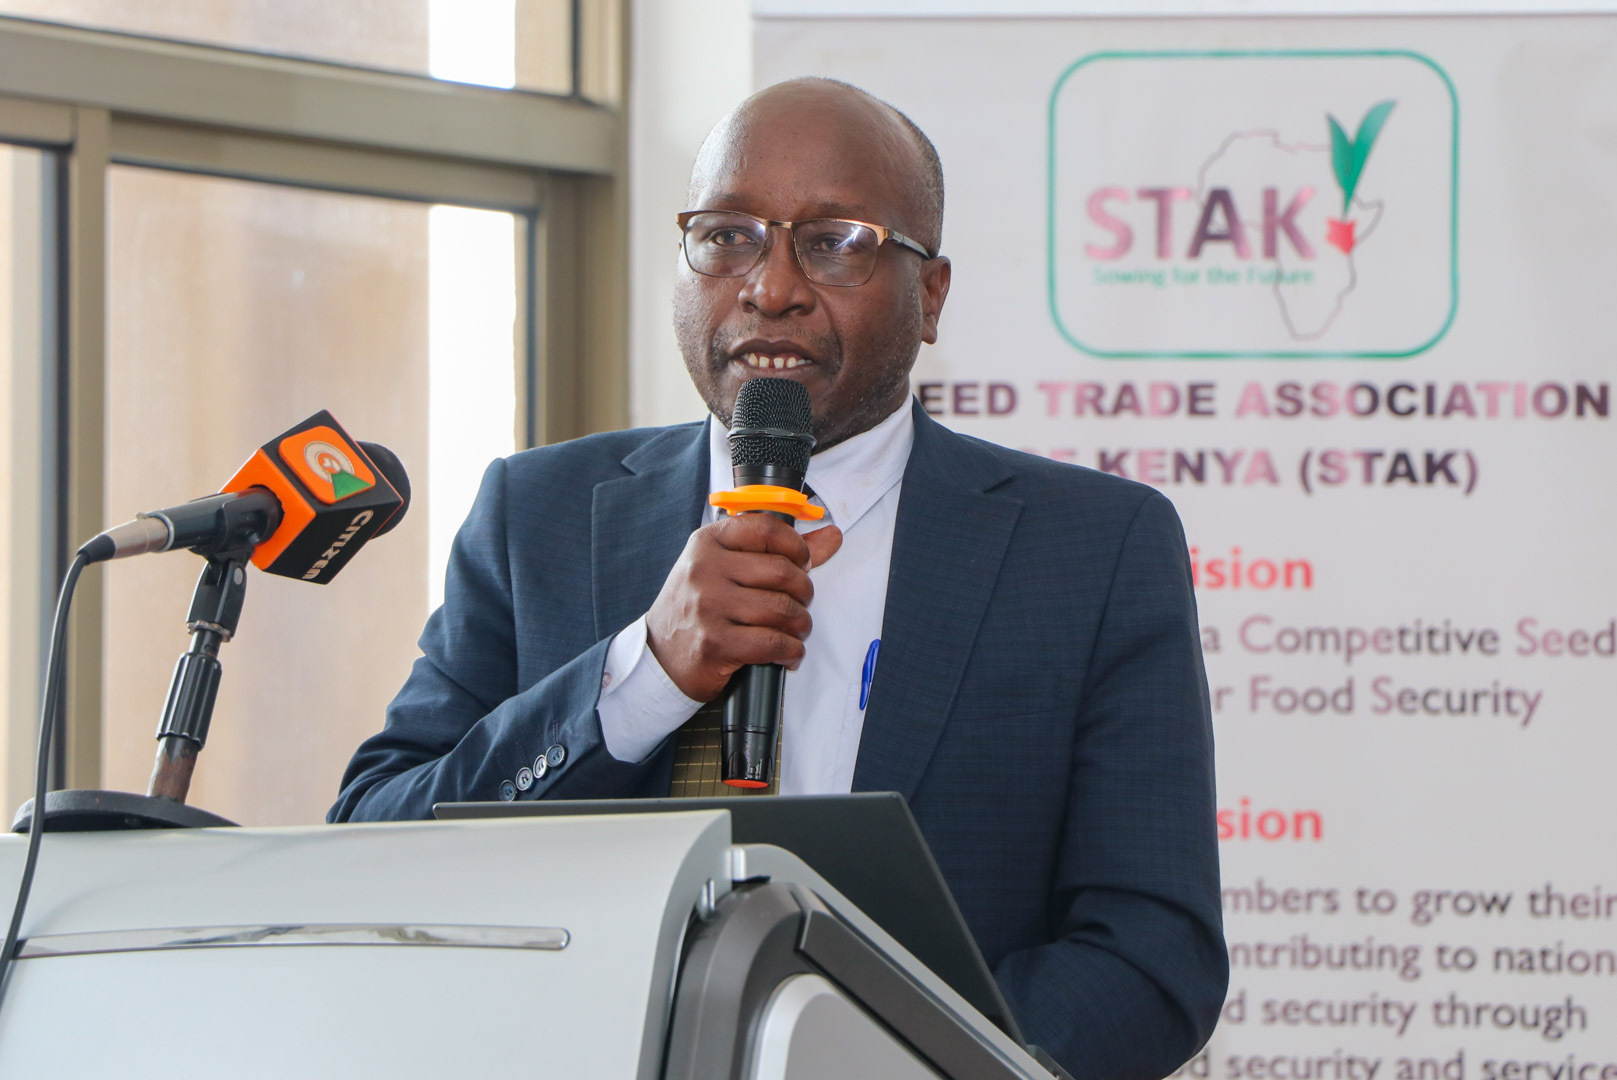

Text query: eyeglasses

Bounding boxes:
[676,210,935,288]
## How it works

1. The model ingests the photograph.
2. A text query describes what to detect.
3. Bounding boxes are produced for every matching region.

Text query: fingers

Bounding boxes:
[709,513,842,571]
[724,549,815,607]
[710,513,813,566]
[804,524,843,569]
[708,626,809,672]
[651,619,809,703]
[722,583,812,640]
[645,516,826,702]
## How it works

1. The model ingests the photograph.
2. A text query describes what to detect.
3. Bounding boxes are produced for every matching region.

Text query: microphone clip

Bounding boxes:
[708,486,825,521]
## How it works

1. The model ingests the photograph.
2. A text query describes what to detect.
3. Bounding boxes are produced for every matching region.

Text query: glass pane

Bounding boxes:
[0,0,573,95]
[103,166,521,826]
[0,143,52,821]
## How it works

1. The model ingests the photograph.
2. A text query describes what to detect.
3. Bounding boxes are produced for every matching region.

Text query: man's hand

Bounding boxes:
[645,515,844,702]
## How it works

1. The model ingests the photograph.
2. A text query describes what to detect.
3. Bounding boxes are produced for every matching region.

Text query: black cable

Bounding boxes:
[0,548,93,992]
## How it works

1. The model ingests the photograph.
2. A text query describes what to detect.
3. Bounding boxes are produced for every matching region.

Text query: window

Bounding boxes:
[0,5,623,824]
[101,169,521,825]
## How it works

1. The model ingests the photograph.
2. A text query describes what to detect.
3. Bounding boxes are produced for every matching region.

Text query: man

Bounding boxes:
[332,78,1225,1079]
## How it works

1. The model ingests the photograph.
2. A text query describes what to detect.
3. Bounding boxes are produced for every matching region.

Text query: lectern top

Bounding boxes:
[433,791,1020,1043]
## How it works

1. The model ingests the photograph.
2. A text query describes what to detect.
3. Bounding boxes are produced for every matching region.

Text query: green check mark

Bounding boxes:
[1328,100,1397,216]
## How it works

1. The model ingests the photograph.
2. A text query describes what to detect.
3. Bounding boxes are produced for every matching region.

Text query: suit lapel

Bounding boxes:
[591,423,709,640]
[852,406,1022,799]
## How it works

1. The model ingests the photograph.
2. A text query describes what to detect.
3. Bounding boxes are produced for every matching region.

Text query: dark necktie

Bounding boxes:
[668,698,781,797]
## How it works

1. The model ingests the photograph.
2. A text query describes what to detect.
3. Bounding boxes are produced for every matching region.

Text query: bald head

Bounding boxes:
[689,78,945,252]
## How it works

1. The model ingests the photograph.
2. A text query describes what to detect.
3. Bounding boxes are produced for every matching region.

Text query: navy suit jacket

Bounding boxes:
[332,403,1226,1079]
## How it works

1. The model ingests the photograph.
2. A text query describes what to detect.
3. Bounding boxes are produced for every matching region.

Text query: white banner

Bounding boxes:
[757,13,1617,1074]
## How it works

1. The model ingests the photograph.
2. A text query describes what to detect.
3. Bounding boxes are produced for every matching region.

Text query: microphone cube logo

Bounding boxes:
[1047,50,1458,358]
[281,427,377,504]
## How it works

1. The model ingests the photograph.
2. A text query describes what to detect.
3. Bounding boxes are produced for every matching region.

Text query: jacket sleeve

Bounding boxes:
[329,456,668,822]
[995,491,1228,1079]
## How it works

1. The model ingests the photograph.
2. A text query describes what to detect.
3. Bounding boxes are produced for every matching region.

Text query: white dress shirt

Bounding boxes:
[596,399,914,794]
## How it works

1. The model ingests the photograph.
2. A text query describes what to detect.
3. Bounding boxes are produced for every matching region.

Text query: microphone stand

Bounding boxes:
[12,553,242,833]
[147,551,247,804]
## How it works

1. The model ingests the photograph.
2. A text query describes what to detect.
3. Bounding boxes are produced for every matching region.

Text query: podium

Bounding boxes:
[0,803,1064,1079]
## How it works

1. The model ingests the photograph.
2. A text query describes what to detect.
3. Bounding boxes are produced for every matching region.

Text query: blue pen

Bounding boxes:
[859,639,881,710]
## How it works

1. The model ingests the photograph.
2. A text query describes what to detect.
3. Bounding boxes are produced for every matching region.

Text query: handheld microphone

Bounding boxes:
[708,377,821,788]
[84,411,410,585]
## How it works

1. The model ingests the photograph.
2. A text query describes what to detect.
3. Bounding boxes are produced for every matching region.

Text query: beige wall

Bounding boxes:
[627,0,751,430]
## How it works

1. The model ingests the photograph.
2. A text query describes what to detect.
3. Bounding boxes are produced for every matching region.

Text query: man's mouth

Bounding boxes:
[737,351,810,371]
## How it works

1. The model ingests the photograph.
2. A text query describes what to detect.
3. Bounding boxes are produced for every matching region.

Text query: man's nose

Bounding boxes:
[737,226,816,316]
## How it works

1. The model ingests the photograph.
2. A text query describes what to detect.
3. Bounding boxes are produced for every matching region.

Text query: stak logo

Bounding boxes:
[1085,99,1398,264]
[1049,48,1456,358]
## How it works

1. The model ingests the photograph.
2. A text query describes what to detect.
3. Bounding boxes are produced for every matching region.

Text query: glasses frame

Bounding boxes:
[675,209,936,287]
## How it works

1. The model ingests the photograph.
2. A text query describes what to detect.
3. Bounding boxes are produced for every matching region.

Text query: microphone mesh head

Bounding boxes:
[357,441,411,536]
[729,377,813,474]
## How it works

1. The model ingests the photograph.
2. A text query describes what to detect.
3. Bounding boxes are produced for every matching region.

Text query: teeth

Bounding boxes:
[742,352,807,370]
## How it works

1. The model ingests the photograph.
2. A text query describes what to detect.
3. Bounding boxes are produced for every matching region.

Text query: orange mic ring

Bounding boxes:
[709,485,826,521]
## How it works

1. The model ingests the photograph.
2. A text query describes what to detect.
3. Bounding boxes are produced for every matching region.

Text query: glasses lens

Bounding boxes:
[682,212,767,277]
[794,220,880,285]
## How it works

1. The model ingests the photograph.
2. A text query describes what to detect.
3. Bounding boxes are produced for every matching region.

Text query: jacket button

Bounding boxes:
[515,767,534,791]
[546,744,567,769]
[498,779,517,802]
[533,755,548,780]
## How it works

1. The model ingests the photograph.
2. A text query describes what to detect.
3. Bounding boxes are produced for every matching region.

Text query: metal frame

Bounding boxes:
[0,17,615,174]
[109,120,547,212]
[0,5,628,794]
[0,131,58,804]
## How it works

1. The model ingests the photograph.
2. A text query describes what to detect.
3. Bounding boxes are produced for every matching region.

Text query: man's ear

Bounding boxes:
[919,256,951,345]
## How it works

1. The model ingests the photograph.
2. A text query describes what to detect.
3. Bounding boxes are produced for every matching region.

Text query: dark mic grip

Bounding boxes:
[722,662,785,787]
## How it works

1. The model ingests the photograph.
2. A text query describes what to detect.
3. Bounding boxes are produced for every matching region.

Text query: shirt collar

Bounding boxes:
[705,397,915,531]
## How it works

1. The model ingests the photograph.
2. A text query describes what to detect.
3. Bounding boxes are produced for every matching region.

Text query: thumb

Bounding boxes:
[804,524,844,569]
